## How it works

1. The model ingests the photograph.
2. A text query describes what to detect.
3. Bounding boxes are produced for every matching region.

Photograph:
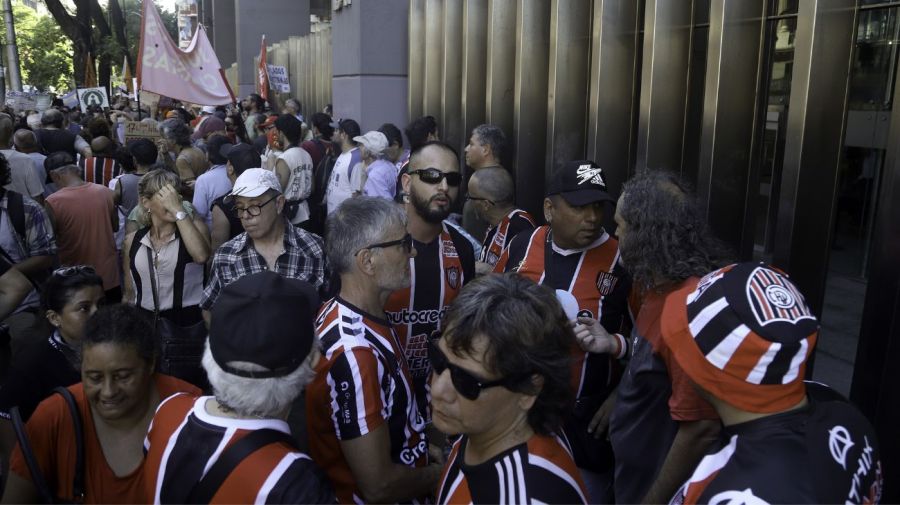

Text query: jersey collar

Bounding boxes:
[550,229,610,256]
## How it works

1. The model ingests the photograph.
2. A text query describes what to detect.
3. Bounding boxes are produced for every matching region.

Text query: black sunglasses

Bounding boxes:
[428,338,528,400]
[410,168,462,187]
[52,265,97,278]
[356,233,413,256]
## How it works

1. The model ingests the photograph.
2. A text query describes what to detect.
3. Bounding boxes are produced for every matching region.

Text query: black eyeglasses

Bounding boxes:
[465,195,494,205]
[234,195,278,218]
[356,233,413,256]
[410,168,462,187]
[428,338,528,400]
[52,265,96,278]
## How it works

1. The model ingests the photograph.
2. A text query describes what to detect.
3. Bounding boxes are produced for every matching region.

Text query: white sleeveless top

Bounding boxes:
[278,146,313,224]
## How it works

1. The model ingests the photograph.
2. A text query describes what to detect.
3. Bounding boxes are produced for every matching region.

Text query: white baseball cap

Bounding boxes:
[230,168,282,198]
[201,105,216,115]
[353,131,389,157]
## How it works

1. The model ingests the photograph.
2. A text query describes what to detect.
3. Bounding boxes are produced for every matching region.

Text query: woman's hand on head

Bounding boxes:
[154,183,183,216]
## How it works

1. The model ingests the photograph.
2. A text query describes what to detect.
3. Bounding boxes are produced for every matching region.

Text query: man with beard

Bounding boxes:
[308,197,442,503]
[385,141,475,419]
[494,160,632,501]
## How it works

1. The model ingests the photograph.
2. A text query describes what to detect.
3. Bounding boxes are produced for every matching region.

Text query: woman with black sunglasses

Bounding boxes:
[0,266,104,488]
[431,273,588,504]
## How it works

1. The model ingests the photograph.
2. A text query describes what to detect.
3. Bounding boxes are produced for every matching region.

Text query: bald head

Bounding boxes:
[91,136,112,154]
[470,167,514,205]
[13,129,38,153]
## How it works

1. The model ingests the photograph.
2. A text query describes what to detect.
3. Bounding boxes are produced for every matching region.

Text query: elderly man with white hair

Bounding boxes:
[143,271,335,503]
[352,130,397,200]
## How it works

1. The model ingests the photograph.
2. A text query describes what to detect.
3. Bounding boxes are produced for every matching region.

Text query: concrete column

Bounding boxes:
[235,0,310,98]
[332,0,409,133]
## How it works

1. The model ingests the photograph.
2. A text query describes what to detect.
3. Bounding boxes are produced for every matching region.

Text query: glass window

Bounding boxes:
[680,0,711,185]
[813,7,899,396]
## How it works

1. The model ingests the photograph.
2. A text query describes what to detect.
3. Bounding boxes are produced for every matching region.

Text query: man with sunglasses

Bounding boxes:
[308,197,442,503]
[468,167,535,275]
[494,160,632,500]
[200,168,328,322]
[385,141,476,421]
[432,274,588,504]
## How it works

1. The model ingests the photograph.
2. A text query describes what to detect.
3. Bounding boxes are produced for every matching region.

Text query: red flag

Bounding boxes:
[137,0,234,105]
[257,35,270,101]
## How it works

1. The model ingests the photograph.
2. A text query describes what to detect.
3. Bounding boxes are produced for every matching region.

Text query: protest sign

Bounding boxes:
[124,120,162,143]
[267,64,291,93]
[77,87,110,112]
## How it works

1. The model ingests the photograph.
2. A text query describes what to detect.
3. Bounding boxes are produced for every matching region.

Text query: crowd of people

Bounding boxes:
[0,91,885,504]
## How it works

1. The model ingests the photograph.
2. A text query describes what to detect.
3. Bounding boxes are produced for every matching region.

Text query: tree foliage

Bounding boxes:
[0,1,73,92]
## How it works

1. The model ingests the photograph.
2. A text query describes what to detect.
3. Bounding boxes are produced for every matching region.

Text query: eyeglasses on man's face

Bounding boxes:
[234,195,278,218]
[355,233,413,256]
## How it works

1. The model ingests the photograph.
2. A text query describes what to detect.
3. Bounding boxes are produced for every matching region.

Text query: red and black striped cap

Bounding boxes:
[661,262,819,413]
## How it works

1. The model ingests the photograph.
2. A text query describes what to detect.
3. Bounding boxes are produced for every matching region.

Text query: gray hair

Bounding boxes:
[201,341,317,418]
[159,118,192,147]
[41,109,64,127]
[473,123,507,161]
[325,196,407,275]
[471,167,514,204]
[26,113,42,130]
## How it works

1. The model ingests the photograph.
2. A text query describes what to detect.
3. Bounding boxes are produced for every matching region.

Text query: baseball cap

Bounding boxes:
[230,168,282,197]
[546,160,615,206]
[220,143,262,173]
[200,105,216,115]
[353,131,388,156]
[660,262,819,413]
[209,272,319,378]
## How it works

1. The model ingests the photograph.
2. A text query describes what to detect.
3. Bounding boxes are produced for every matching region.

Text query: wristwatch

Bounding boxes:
[175,211,188,222]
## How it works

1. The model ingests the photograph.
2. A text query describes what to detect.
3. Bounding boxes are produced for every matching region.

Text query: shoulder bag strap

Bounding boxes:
[52,387,85,503]
[186,429,297,504]
[145,246,160,316]
[9,406,55,504]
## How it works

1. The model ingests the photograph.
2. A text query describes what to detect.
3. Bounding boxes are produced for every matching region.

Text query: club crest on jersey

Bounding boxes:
[446,266,460,290]
[441,239,459,258]
[746,267,813,326]
[596,271,618,296]
[687,267,727,304]
[576,164,606,187]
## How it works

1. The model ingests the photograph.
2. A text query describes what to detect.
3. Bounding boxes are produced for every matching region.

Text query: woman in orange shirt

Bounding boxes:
[2,304,200,504]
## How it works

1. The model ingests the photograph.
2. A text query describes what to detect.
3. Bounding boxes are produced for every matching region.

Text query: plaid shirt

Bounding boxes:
[0,191,57,262]
[201,220,329,310]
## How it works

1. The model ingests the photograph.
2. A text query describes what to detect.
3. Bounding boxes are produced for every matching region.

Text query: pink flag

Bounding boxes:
[137,0,234,105]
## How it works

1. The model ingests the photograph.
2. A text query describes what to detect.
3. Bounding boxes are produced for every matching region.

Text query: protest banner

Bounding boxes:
[266,64,291,93]
[124,120,162,143]
[77,87,110,112]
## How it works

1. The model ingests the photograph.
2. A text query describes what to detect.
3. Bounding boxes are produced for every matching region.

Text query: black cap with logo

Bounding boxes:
[546,160,615,206]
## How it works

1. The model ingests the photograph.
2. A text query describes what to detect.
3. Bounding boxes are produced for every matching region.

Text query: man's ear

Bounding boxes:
[355,248,376,276]
[275,194,286,214]
[401,173,412,195]
[543,197,554,224]
[518,374,544,411]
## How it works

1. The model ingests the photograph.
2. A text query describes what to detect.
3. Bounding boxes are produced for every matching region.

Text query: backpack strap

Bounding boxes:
[53,387,85,503]
[9,406,55,504]
[186,428,297,504]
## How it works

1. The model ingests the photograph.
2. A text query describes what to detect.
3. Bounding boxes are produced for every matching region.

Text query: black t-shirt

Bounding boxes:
[35,128,78,158]
[210,195,244,242]
[0,332,80,422]
[670,395,884,504]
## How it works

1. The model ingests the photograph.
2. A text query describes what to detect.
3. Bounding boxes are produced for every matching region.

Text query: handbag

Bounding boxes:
[146,247,208,389]
[10,387,85,504]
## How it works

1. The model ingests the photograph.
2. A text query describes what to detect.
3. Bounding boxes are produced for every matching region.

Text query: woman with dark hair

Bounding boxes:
[2,304,200,503]
[0,266,104,487]
[431,273,588,504]
[158,118,208,195]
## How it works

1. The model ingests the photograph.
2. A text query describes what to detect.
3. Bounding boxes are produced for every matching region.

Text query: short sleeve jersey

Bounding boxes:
[9,375,200,503]
[479,208,536,267]
[435,434,588,504]
[384,223,475,416]
[609,278,719,504]
[307,297,429,504]
[496,226,633,399]
[143,393,335,504]
[670,397,883,504]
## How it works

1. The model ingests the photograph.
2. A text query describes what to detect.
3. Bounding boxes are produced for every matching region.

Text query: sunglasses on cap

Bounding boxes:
[52,265,96,278]
[410,168,462,187]
[428,337,530,400]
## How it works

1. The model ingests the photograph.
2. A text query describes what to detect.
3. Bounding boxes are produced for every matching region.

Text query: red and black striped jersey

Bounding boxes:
[384,223,475,417]
[496,226,633,399]
[479,208,536,267]
[79,155,122,187]
[142,393,334,504]
[435,433,588,504]
[670,396,883,505]
[308,297,429,504]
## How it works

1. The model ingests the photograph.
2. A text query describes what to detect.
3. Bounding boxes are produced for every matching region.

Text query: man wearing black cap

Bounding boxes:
[210,143,261,251]
[324,119,361,215]
[661,262,883,504]
[192,134,233,228]
[144,272,335,504]
[495,160,632,500]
